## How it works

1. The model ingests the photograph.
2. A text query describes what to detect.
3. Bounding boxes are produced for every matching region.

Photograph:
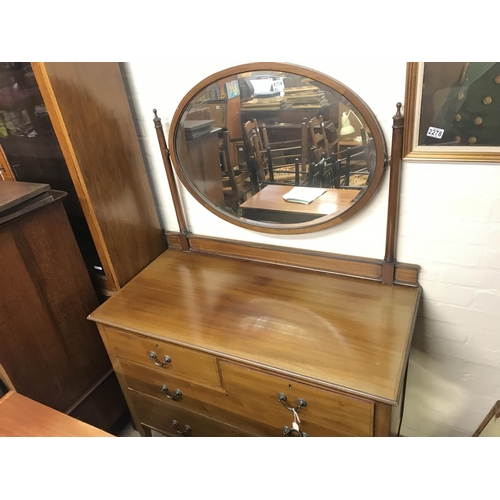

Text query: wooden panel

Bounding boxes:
[189,234,383,281]
[0,392,111,437]
[220,361,373,436]
[31,62,165,289]
[90,251,421,404]
[128,390,254,437]
[394,264,420,286]
[167,233,421,287]
[102,326,220,388]
[166,231,185,250]
[0,199,111,412]
[97,324,150,437]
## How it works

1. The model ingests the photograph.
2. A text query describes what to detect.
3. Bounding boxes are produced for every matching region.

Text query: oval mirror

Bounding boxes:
[169,63,387,234]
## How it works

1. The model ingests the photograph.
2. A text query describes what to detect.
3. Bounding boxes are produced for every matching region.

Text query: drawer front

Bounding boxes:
[128,390,254,437]
[102,326,219,387]
[119,359,230,414]
[219,361,374,436]
[118,360,344,437]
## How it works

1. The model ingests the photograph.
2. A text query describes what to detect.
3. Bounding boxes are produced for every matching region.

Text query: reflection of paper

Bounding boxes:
[282,187,326,205]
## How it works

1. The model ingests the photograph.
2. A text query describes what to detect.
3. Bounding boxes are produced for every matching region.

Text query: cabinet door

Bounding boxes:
[0,199,111,412]
[32,62,166,290]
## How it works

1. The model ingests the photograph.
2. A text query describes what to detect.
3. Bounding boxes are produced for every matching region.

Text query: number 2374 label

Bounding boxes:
[427,126,444,139]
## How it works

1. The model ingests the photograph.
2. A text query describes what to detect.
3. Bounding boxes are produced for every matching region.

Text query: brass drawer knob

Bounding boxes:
[171,420,191,436]
[160,385,182,401]
[148,351,171,367]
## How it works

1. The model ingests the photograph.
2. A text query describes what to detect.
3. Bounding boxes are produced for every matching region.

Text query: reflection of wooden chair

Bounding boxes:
[334,144,370,189]
[306,155,337,188]
[261,121,309,185]
[221,130,256,212]
[242,119,267,181]
[308,115,332,162]
[307,139,373,193]
[243,119,309,187]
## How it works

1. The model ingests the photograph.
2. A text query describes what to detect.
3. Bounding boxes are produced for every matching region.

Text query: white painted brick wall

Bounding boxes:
[122,61,500,437]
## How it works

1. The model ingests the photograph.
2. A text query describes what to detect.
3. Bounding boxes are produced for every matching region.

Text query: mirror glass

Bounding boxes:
[170,64,386,233]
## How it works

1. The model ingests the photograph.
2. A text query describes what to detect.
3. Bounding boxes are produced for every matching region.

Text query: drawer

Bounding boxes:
[119,359,230,413]
[118,360,344,437]
[102,326,219,387]
[219,361,374,436]
[128,389,255,437]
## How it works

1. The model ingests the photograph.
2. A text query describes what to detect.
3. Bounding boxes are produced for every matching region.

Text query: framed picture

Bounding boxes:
[403,62,500,162]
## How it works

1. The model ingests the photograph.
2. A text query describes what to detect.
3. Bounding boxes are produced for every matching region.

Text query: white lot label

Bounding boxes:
[427,127,444,139]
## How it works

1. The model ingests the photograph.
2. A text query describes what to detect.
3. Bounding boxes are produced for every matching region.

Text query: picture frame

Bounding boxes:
[403,62,500,162]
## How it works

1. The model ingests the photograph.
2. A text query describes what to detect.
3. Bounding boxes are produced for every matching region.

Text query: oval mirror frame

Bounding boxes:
[168,62,387,234]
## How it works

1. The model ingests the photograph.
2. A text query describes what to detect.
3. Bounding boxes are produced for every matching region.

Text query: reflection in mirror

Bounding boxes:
[173,67,383,228]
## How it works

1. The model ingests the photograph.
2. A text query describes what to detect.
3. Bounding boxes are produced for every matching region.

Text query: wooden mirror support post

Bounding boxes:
[153,109,190,251]
[382,103,404,285]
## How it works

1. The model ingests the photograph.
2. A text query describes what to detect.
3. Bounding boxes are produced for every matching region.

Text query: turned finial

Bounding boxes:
[153,109,162,128]
[392,102,404,128]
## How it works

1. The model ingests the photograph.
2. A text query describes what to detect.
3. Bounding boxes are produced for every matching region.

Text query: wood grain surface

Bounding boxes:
[89,250,421,404]
[0,392,111,437]
[32,63,165,289]
[0,198,112,412]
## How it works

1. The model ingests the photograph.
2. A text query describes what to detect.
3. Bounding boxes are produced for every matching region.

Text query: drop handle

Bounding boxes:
[171,420,191,436]
[282,426,309,437]
[278,393,307,412]
[149,351,171,367]
[160,385,182,401]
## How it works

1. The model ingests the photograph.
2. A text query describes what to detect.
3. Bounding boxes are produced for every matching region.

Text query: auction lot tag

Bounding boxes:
[427,127,444,139]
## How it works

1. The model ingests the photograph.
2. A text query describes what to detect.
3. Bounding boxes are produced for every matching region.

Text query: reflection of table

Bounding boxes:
[240,184,358,223]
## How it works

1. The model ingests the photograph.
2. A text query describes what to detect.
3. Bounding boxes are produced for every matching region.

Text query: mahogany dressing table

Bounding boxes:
[88,63,421,437]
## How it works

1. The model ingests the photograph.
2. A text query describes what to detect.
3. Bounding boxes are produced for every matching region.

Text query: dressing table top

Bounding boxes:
[89,250,421,405]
